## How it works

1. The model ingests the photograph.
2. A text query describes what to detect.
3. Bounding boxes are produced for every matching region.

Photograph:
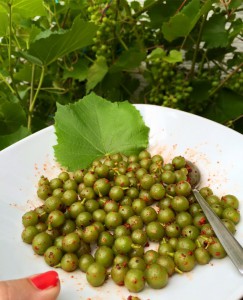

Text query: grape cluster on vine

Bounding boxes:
[87,1,116,61]
[145,57,193,109]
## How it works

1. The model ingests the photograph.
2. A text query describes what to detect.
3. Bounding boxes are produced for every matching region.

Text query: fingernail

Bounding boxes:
[30,271,59,290]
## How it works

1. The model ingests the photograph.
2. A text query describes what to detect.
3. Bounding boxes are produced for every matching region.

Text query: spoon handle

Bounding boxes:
[193,189,243,274]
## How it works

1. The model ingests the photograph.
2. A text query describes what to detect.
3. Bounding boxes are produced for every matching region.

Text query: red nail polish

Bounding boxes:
[30,271,59,290]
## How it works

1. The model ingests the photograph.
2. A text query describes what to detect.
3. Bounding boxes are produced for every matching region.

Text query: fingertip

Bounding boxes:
[29,270,59,290]
[0,271,61,300]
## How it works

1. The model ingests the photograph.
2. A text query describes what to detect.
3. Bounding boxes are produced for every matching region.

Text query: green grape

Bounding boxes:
[145,263,168,289]
[86,262,107,287]
[124,269,145,293]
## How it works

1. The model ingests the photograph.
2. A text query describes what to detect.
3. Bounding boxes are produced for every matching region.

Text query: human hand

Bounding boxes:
[0,270,60,300]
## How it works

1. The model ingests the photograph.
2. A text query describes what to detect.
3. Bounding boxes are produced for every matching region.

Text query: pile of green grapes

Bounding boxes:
[21,150,240,293]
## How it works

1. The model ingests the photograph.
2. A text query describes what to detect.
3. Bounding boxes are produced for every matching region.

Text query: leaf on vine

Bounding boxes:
[162,0,213,41]
[23,17,97,66]
[229,0,242,9]
[63,59,89,81]
[148,48,166,60]
[86,56,108,93]
[13,64,42,82]
[0,96,27,135]
[202,88,243,123]
[54,93,150,170]
[12,0,46,18]
[110,47,147,73]
[147,48,182,63]
[227,52,243,68]
[146,0,182,28]
[0,126,29,150]
[202,14,229,48]
[229,18,243,40]
[163,50,183,63]
[0,12,8,37]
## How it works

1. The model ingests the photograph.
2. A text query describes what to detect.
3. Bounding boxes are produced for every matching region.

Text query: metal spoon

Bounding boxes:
[186,160,243,274]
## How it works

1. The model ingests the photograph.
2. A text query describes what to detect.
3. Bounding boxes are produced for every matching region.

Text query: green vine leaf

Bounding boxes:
[146,0,182,28]
[0,95,27,135]
[148,48,166,60]
[12,0,46,18]
[86,56,108,93]
[229,0,242,9]
[163,50,183,63]
[202,88,243,123]
[63,59,89,81]
[229,18,243,41]
[0,126,29,150]
[22,17,97,66]
[110,47,147,73]
[202,13,229,48]
[0,11,8,37]
[0,0,46,18]
[162,0,213,41]
[54,93,150,170]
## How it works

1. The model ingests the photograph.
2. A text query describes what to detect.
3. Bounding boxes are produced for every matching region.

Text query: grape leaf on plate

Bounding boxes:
[54,93,150,170]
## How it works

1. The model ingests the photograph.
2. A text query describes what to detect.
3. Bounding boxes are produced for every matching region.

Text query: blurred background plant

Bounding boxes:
[0,0,242,150]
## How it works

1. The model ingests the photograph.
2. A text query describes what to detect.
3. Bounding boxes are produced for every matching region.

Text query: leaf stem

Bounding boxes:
[52,0,61,29]
[120,82,132,96]
[180,35,188,50]
[212,60,228,74]
[7,1,22,101]
[116,32,128,51]
[175,0,188,14]
[30,64,35,108]
[225,115,243,128]
[198,50,207,74]
[209,62,243,96]
[61,8,70,28]
[8,1,12,74]
[114,0,129,51]
[28,66,45,131]
[189,13,207,79]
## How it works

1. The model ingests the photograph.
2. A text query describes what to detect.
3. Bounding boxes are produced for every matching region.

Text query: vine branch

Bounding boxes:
[28,66,45,131]
[189,13,207,79]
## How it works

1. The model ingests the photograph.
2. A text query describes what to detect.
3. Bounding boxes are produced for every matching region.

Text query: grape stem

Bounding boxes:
[175,267,183,274]
[131,243,141,249]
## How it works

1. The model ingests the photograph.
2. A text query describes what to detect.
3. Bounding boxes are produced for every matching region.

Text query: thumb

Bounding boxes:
[0,270,61,300]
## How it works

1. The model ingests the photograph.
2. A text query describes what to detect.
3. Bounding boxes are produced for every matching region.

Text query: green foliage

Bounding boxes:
[203,88,243,124]
[162,0,213,41]
[0,126,29,150]
[202,13,229,48]
[86,56,108,93]
[23,17,97,66]
[54,93,149,170]
[110,47,147,73]
[0,0,242,151]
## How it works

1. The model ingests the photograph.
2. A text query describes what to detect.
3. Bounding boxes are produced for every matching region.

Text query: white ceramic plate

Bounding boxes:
[0,104,243,300]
